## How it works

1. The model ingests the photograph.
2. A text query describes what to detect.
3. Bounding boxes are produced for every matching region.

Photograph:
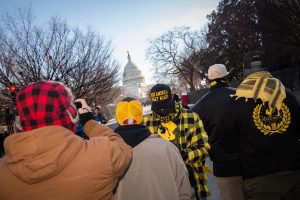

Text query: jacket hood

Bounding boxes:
[114,124,151,147]
[3,126,83,184]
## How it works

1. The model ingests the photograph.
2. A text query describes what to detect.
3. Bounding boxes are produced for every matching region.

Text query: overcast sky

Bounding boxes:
[0,0,219,84]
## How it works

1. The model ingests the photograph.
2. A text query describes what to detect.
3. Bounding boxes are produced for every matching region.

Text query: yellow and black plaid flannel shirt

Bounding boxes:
[143,105,210,199]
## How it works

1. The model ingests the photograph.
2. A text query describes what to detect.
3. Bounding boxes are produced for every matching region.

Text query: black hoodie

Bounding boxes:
[114,124,151,148]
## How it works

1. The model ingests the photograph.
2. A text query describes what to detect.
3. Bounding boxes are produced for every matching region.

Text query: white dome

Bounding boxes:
[123,52,145,86]
[124,55,139,73]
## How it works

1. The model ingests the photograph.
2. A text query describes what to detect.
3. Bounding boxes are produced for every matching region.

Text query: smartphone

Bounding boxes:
[74,102,82,110]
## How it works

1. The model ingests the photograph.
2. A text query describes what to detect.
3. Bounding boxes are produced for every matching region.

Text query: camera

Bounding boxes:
[74,102,82,109]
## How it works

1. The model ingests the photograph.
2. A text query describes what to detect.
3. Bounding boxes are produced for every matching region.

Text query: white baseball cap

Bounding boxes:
[207,64,229,80]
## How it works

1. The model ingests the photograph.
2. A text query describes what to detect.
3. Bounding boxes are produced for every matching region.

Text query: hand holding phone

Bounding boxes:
[74,99,92,114]
[74,102,82,110]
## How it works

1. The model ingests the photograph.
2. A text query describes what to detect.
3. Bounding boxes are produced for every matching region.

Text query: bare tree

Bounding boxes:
[146,26,207,91]
[0,7,120,106]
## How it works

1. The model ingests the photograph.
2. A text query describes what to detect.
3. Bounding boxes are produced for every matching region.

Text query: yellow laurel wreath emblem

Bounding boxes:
[252,103,291,136]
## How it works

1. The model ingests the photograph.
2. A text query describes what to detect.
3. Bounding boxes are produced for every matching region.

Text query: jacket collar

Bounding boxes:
[114,124,151,147]
[209,78,229,89]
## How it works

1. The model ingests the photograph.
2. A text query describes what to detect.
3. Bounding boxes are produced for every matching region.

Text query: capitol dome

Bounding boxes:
[123,52,145,85]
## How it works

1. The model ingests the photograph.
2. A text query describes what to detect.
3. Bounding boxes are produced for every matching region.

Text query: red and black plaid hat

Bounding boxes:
[17,81,78,132]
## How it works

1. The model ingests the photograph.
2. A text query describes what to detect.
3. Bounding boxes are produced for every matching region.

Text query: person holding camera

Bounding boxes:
[0,81,132,200]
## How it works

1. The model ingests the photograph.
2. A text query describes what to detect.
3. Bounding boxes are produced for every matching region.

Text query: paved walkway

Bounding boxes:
[206,159,220,200]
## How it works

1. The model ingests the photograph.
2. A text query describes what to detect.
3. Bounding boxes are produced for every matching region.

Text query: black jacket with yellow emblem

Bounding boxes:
[227,89,300,179]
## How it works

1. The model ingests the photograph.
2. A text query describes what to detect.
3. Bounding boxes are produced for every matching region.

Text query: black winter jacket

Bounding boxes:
[227,89,300,179]
[192,81,242,177]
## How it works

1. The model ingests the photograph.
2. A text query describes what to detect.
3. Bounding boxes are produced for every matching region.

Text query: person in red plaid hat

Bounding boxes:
[0,81,132,200]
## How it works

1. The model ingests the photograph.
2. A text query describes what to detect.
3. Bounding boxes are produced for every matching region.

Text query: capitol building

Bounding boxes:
[121,52,152,100]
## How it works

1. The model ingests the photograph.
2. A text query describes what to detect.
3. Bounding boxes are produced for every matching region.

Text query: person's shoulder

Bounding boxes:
[191,92,212,114]
[180,109,200,123]
[199,86,235,101]
[146,135,171,144]
[145,135,180,153]
[213,86,236,95]
[146,134,167,143]
[198,90,212,102]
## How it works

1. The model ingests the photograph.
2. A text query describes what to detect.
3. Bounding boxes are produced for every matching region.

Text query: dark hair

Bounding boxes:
[122,97,136,102]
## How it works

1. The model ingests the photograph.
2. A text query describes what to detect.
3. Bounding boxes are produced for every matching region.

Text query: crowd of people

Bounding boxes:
[0,51,299,200]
